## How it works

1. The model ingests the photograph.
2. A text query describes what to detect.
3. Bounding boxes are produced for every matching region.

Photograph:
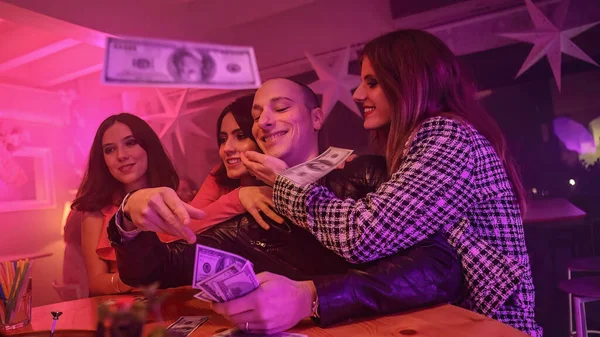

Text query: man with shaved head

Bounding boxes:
[107,78,462,334]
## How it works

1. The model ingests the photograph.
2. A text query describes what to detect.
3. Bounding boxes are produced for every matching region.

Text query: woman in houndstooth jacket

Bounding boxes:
[265,30,542,336]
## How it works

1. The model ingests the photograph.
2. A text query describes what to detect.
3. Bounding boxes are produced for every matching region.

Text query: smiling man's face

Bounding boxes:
[251,78,322,166]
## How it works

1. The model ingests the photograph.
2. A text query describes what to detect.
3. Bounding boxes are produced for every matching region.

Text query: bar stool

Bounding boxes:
[564,256,600,337]
[559,276,600,337]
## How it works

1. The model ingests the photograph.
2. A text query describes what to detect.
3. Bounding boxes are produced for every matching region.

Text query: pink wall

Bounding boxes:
[0,85,123,306]
[0,121,72,306]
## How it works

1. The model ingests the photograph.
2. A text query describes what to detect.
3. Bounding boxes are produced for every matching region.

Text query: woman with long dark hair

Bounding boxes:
[72,113,178,295]
[266,30,540,335]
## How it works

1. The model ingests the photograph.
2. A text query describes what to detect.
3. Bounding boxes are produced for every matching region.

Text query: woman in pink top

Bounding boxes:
[71,113,179,296]
[158,94,283,243]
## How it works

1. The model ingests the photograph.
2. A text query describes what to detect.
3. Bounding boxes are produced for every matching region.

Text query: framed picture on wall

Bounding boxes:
[0,147,56,212]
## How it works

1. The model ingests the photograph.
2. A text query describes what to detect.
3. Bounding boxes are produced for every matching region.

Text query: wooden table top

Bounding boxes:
[10,287,528,337]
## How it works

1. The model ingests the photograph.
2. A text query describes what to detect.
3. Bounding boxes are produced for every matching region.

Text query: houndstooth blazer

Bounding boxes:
[274,117,542,336]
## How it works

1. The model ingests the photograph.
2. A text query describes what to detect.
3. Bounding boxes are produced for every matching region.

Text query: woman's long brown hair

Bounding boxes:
[72,113,179,212]
[361,29,526,211]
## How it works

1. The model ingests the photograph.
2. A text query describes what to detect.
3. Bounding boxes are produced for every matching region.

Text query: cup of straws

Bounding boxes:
[0,258,34,331]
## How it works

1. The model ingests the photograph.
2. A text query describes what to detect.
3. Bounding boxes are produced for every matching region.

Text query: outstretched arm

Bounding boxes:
[274,118,476,263]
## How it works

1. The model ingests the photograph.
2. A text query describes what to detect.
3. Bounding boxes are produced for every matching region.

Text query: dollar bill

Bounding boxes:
[192,245,248,289]
[192,245,260,303]
[203,262,258,302]
[166,316,210,337]
[197,264,242,302]
[103,36,261,89]
[280,146,354,186]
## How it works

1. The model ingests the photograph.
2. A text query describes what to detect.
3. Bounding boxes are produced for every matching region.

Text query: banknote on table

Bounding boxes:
[280,146,354,186]
[193,244,259,303]
[166,316,210,337]
[213,328,307,337]
[103,36,261,90]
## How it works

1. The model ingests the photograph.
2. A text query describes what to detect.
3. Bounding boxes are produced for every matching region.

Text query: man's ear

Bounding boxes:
[311,107,324,131]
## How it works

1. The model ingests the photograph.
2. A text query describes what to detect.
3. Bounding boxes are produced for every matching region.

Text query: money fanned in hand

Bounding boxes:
[192,245,248,287]
[280,146,354,186]
[103,36,261,90]
[193,245,259,303]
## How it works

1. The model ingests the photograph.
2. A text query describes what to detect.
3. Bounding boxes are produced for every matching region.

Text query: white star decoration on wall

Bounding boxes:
[499,0,599,91]
[305,47,362,119]
[144,89,210,155]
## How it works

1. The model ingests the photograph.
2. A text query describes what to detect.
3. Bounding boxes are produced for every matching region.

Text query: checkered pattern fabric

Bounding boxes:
[274,117,541,336]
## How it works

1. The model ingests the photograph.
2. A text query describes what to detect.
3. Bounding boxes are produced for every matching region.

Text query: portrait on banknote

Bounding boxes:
[168,48,215,83]
[305,159,335,172]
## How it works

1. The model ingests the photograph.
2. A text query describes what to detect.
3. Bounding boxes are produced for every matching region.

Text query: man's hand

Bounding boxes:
[123,187,204,244]
[211,272,316,335]
[239,186,284,230]
[240,151,288,187]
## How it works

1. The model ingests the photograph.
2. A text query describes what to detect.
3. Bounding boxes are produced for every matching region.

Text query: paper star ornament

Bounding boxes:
[144,89,210,155]
[305,47,361,119]
[499,0,599,91]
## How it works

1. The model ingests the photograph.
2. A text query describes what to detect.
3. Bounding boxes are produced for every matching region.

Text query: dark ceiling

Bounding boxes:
[390,0,471,19]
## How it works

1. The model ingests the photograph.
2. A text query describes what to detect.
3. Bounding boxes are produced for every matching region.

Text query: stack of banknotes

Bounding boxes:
[192,245,259,303]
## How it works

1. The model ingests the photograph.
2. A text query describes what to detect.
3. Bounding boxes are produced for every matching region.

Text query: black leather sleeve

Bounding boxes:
[108,216,241,288]
[312,233,463,326]
[323,155,388,200]
[111,229,193,288]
